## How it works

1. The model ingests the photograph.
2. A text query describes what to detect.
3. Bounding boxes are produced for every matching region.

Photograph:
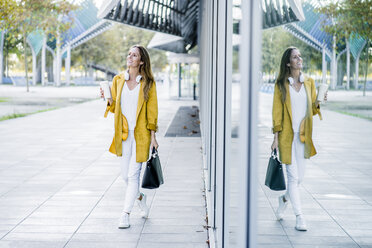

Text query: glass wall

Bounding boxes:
[168,62,200,99]
[198,0,261,247]
[228,1,241,246]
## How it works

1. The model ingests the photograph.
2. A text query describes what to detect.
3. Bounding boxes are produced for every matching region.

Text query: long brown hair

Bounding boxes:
[276,47,297,102]
[132,45,155,101]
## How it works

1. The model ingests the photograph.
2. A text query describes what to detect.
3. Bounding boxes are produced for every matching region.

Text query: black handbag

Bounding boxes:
[141,148,164,189]
[265,149,286,191]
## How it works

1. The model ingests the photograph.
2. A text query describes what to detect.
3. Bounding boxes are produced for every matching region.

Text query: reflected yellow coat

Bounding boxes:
[104,73,158,162]
[272,77,322,164]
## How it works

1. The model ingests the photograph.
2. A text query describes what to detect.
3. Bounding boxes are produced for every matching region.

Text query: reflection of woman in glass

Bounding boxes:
[271,47,325,231]
[101,45,158,229]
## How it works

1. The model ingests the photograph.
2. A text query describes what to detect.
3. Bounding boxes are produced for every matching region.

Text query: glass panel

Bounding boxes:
[229,0,241,246]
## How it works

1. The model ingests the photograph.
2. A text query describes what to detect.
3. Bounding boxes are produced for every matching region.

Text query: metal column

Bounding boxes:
[66,44,71,85]
[178,63,182,98]
[322,45,327,85]
[240,0,261,247]
[32,48,37,86]
[55,34,61,87]
[41,36,46,86]
[355,56,359,90]
[346,39,350,90]
[0,31,4,85]
[331,36,337,90]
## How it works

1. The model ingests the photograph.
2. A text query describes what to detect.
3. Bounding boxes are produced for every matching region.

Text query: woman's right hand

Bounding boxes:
[271,134,279,151]
[100,87,104,98]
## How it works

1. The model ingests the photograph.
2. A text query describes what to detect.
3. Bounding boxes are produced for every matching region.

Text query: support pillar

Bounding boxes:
[0,31,4,84]
[41,36,46,86]
[53,56,56,84]
[178,62,182,98]
[31,48,37,86]
[322,45,327,85]
[355,56,360,90]
[55,34,61,86]
[346,39,350,90]
[65,44,71,85]
[331,36,337,90]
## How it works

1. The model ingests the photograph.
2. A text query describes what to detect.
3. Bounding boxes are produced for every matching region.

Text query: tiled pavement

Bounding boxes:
[257,92,372,248]
[1,84,372,248]
[0,85,208,248]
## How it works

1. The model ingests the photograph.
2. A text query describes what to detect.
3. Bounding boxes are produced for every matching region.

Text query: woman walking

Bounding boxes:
[271,47,326,231]
[102,45,158,229]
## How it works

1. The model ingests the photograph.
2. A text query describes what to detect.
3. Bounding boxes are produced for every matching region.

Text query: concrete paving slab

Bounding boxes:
[2,85,372,247]
[65,241,138,248]
[258,91,372,247]
[0,84,208,247]
[137,242,208,248]
[0,240,66,248]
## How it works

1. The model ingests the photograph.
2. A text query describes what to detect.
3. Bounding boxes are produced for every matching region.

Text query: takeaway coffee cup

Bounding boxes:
[317,83,328,102]
[100,81,112,100]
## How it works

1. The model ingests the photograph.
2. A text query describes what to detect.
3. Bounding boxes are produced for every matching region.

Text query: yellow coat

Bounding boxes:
[104,73,158,162]
[272,77,322,164]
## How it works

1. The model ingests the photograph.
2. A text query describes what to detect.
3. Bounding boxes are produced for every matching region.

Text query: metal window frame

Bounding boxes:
[239,0,261,247]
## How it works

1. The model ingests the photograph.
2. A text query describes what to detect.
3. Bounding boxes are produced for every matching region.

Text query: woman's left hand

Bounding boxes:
[150,131,159,151]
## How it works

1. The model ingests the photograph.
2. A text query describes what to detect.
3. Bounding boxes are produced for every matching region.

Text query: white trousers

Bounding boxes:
[284,132,307,216]
[120,131,142,213]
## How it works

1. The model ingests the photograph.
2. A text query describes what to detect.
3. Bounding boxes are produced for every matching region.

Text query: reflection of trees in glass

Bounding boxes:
[2,32,23,77]
[0,0,77,91]
[71,24,167,76]
[261,27,322,76]
[233,49,239,74]
[317,0,372,95]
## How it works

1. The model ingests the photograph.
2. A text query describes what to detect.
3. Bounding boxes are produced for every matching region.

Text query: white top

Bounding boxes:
[121,82,140,131]
[289,84,307,133]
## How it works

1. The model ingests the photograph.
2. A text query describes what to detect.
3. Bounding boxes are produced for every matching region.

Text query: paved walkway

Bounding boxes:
[0,85,208,248]
[258,91,372,248]
[2,84,372,247]
[0,85,100,117]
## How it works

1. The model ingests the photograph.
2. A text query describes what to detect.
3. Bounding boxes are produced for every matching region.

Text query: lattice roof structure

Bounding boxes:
[26,0,113,56]
[98,0,306,53]
[98,0,199,53]
[284,1,367,60]
[262,0,305,29]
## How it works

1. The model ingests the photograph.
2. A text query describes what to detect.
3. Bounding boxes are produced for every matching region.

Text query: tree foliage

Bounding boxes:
[0,0,19,30]
[0,0,77,91]
[317,0,372,41]
[3,32,23,77]
[317,0,372,94]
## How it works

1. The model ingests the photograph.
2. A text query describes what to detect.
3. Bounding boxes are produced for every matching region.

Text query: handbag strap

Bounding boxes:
[271,149,277,158]
[271,149,282,163]
[151,147,158,158]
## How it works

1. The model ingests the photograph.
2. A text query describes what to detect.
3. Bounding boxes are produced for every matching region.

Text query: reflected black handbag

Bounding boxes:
[265,149,286,191]
[141,148,164,189]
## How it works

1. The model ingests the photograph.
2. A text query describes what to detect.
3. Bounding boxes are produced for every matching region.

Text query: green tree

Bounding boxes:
[3,32,23,77]
[318,0,372,95]
[0,0,18,30]
[0,0,77,91]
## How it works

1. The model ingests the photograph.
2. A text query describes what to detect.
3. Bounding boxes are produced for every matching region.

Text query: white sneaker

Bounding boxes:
[118,212,130,229]
[136,192,149,218]
[275,195,288,220]
[295,215,307,231]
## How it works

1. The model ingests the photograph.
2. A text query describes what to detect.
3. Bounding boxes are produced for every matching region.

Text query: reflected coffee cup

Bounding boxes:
[317,83,328,102]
